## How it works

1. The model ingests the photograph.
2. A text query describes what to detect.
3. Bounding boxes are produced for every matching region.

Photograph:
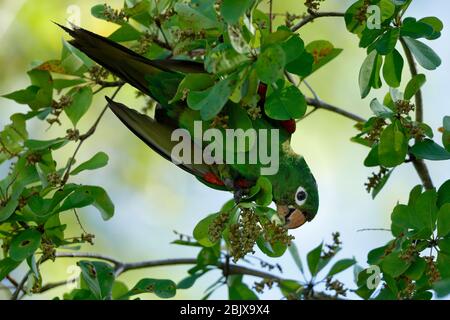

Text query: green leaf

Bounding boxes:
[372,169,393,199]
[112,281,129,300]
[174,1,220,32]
[285,51,314,77]
[26,69,53,110]
[359,50,382,98]
[288,243,304,274]
[419,16,443,40]
[280,35,305,65]
[187,76,237,121]
[401,18,435,39]
[228,275,258,300]
[364,144,380,167]
[108,23,141,42]
[0,198,19,223]
[122,278,177,299]
[410,139,450,161]
[252,177,273,206]
[381,251,411,278]
[378,122,408,167]
[24,138,68,151]
[370,98,393,118]
[255,45,286,84]
[305,40,343,76]
[58,186,114,220]
[307,242,323,276]
[78,261,115,300]
[383,49,403,87]
[411,189,438,234]
[355,268,376,299]
[177,272,207,290]
[404,74,426,100]
[327,258,357,278]
[256,236,287,258]
[437,251,450,278]
[91,4,121,24]
[0,258,21,281]
[279,280,302,299]
[2,75,52,110]
[61,39,94,75]
[368,244,389,265]
[53,79,86,91]
[443,116,450,152]
[71,152,109,176]
[170,74,215,104]
[2,86,40,105]
[193,213,220,247]
[65,87,93,127]
[438,180,450,207]
[404,258,427,281]
[433,279,450,298]
[221,0,254,25]
[9,229,42,262]
[205,44,250,75]
[265,85,306,120]
[262,26,292,46]
[437,204,450,237]
[391,204,412,236]
[438,234,450,255]
[403,37,441,70]
[375,28,400,55]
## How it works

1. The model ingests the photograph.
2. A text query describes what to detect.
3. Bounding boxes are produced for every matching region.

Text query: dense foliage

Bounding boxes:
[0,0,449,300]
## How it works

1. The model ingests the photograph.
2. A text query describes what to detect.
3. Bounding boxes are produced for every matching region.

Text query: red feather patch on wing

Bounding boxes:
[280,119,297,134]
[203,173,225,186]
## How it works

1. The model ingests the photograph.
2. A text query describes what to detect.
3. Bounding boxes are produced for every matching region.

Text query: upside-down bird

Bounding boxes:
[58,24,318,229]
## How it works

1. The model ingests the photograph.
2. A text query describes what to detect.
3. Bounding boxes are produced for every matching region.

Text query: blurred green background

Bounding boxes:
[1,0,449,299]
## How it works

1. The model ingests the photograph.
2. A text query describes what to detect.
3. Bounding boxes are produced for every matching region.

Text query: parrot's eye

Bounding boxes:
[295,186,308,206]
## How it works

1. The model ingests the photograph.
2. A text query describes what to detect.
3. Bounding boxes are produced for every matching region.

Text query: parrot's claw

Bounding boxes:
[224,178,246,204]
[233,189,245,204]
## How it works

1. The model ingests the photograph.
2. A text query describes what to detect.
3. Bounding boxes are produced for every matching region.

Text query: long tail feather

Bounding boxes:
[106,97,209,178]
[56,23,204,95]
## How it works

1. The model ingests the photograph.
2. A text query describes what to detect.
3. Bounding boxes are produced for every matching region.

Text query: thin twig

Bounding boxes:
[61,85,123,185]
[55,252,121,265]
[6,275,19,287]
[269,0,274,33]
[357,228,391,232]
[291,12,345,32]
[11,271,30,300]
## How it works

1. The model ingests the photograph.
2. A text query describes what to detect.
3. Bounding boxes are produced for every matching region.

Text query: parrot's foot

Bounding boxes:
[233,189,245,204]
[224,178,246,204]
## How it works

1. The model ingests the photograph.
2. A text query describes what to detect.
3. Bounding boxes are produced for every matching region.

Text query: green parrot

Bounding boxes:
[58,24,319,229]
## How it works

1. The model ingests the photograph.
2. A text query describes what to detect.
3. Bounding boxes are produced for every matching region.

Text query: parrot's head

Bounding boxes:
[273,154,319,229]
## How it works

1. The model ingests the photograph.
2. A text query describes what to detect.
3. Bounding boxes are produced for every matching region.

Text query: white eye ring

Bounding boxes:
[295,186,308,206]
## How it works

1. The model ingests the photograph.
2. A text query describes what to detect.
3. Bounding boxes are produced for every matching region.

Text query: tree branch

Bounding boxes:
[400,38,423,123]
[306,98,366,123]
[400,37,434,190]
[53,252,283,280]
[291,12,345,32]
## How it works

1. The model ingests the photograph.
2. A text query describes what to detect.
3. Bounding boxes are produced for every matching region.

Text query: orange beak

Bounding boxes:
[276,205,308,229]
